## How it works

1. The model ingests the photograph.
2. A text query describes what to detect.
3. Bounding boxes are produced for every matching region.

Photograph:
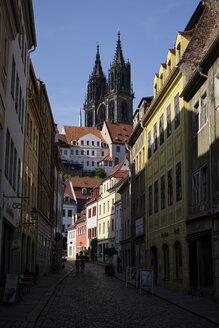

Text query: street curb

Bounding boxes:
[20,269,73,328]
[114,274,219,327]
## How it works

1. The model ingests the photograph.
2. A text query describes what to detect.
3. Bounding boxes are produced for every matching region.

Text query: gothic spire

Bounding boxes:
[92,42,104,77]
[112,31,125,66]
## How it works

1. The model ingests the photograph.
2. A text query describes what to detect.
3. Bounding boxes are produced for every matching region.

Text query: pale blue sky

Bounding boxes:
[31,0,199,132]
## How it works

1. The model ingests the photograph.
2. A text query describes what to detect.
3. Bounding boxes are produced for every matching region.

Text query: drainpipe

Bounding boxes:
[197,65,208,79]
[197,65,212,211]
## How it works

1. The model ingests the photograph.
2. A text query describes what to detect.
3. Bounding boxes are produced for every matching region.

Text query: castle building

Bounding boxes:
[84,32,134,129]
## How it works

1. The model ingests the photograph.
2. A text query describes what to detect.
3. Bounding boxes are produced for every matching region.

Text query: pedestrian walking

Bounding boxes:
[117,256,121,272]
[80,257,85,272]
[75,259,80,272]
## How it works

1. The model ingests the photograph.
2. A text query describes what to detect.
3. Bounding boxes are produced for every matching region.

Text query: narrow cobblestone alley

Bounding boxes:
[31,263,217,328]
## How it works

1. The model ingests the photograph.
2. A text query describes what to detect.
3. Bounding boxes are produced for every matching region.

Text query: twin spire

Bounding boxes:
[91,32,125,78]
[92,42,104,77]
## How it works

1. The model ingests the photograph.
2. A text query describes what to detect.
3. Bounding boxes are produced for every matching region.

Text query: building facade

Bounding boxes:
[142,30,194,292]
[0,0,36,279]
[181,11,219,297]
[128,97,152,269]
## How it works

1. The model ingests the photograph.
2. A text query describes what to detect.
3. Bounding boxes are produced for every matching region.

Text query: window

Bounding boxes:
[99,204,101,215]
[103,203,105,214]
[18,87,22,122]
[176,162,182,201]
[115,157,119,165]
[76,150,79,155]
[192,171,199,206]
[87,161,89,166]
[174,93,180,129]
[15,74,19,112]
[92,161,95,166]
[87,141,89,146]
[148,131,152,158]
[159,114,164,145]
[200,93,207,128]
[201,165,208,203]
[174,241,183,280]
[63,209,65,217]
[161,175,165,209]
[5,129,10,178]
[70,149,74,155]
[11,57,15,99]
[9,139,14,185]
[92,206,96,216]
[21,99,24,132]
[154,180,158,213]
[97,141,100,146]
[29,119,32,143]
[149,185,152,216]
[81,150,84,155]
[116,146,120,152]
[17,159,21,195]
[166,105,172,137]
[81,140,84,145]
[193,93,208,135]
[3,36,8,74]
[193,102,199,135]
[64,149,68,155]
[88,208,91,218]
[153,123,157,152]
[103,222,105,233]
[163,244,169,280]
[13,148,17,190]
[68,210,72,217]
[92,151,95,156]
[111,219,114,232]
[168,169,173,206]
[92,141,95,146]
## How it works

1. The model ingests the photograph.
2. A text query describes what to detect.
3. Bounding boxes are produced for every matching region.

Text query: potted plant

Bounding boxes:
[104,247,118,276]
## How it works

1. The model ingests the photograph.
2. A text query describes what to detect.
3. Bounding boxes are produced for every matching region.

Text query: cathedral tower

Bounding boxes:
[84,33,133,129]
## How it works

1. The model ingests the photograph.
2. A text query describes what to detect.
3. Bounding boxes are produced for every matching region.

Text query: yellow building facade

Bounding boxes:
[97,176,116,262]
[21,61,42,272]
[142,32,192,292]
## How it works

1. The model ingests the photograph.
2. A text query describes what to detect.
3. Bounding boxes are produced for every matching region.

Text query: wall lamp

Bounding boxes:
[22,207,38,225]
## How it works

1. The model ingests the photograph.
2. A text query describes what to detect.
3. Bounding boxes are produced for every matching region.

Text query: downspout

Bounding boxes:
[197,65,212,211]
[197,65,208,79]
[197,64,213,295]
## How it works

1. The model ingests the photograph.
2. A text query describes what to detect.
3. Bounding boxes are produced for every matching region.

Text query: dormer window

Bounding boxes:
[168,59,171,72]
[160,74,163,87]
[72,140,77,146]
[64,196,69,202]
[177,43,181,62]
[154,83,157,96]
[82,187,87,195]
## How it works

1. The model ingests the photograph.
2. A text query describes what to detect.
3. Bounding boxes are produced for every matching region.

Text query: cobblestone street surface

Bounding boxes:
[31,263,217,328]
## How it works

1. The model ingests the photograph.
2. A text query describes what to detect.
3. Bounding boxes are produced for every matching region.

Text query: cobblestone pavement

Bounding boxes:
[30,263,217,328]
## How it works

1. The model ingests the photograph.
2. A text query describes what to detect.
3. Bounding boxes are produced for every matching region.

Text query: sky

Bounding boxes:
[31,0,199,133]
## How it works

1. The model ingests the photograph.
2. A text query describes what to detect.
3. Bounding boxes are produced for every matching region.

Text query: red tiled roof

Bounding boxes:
[99,155,113,162]
[68,176,102,188]
[113,170,129,179]
[62,126,105,144]
[105,122,133,144]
